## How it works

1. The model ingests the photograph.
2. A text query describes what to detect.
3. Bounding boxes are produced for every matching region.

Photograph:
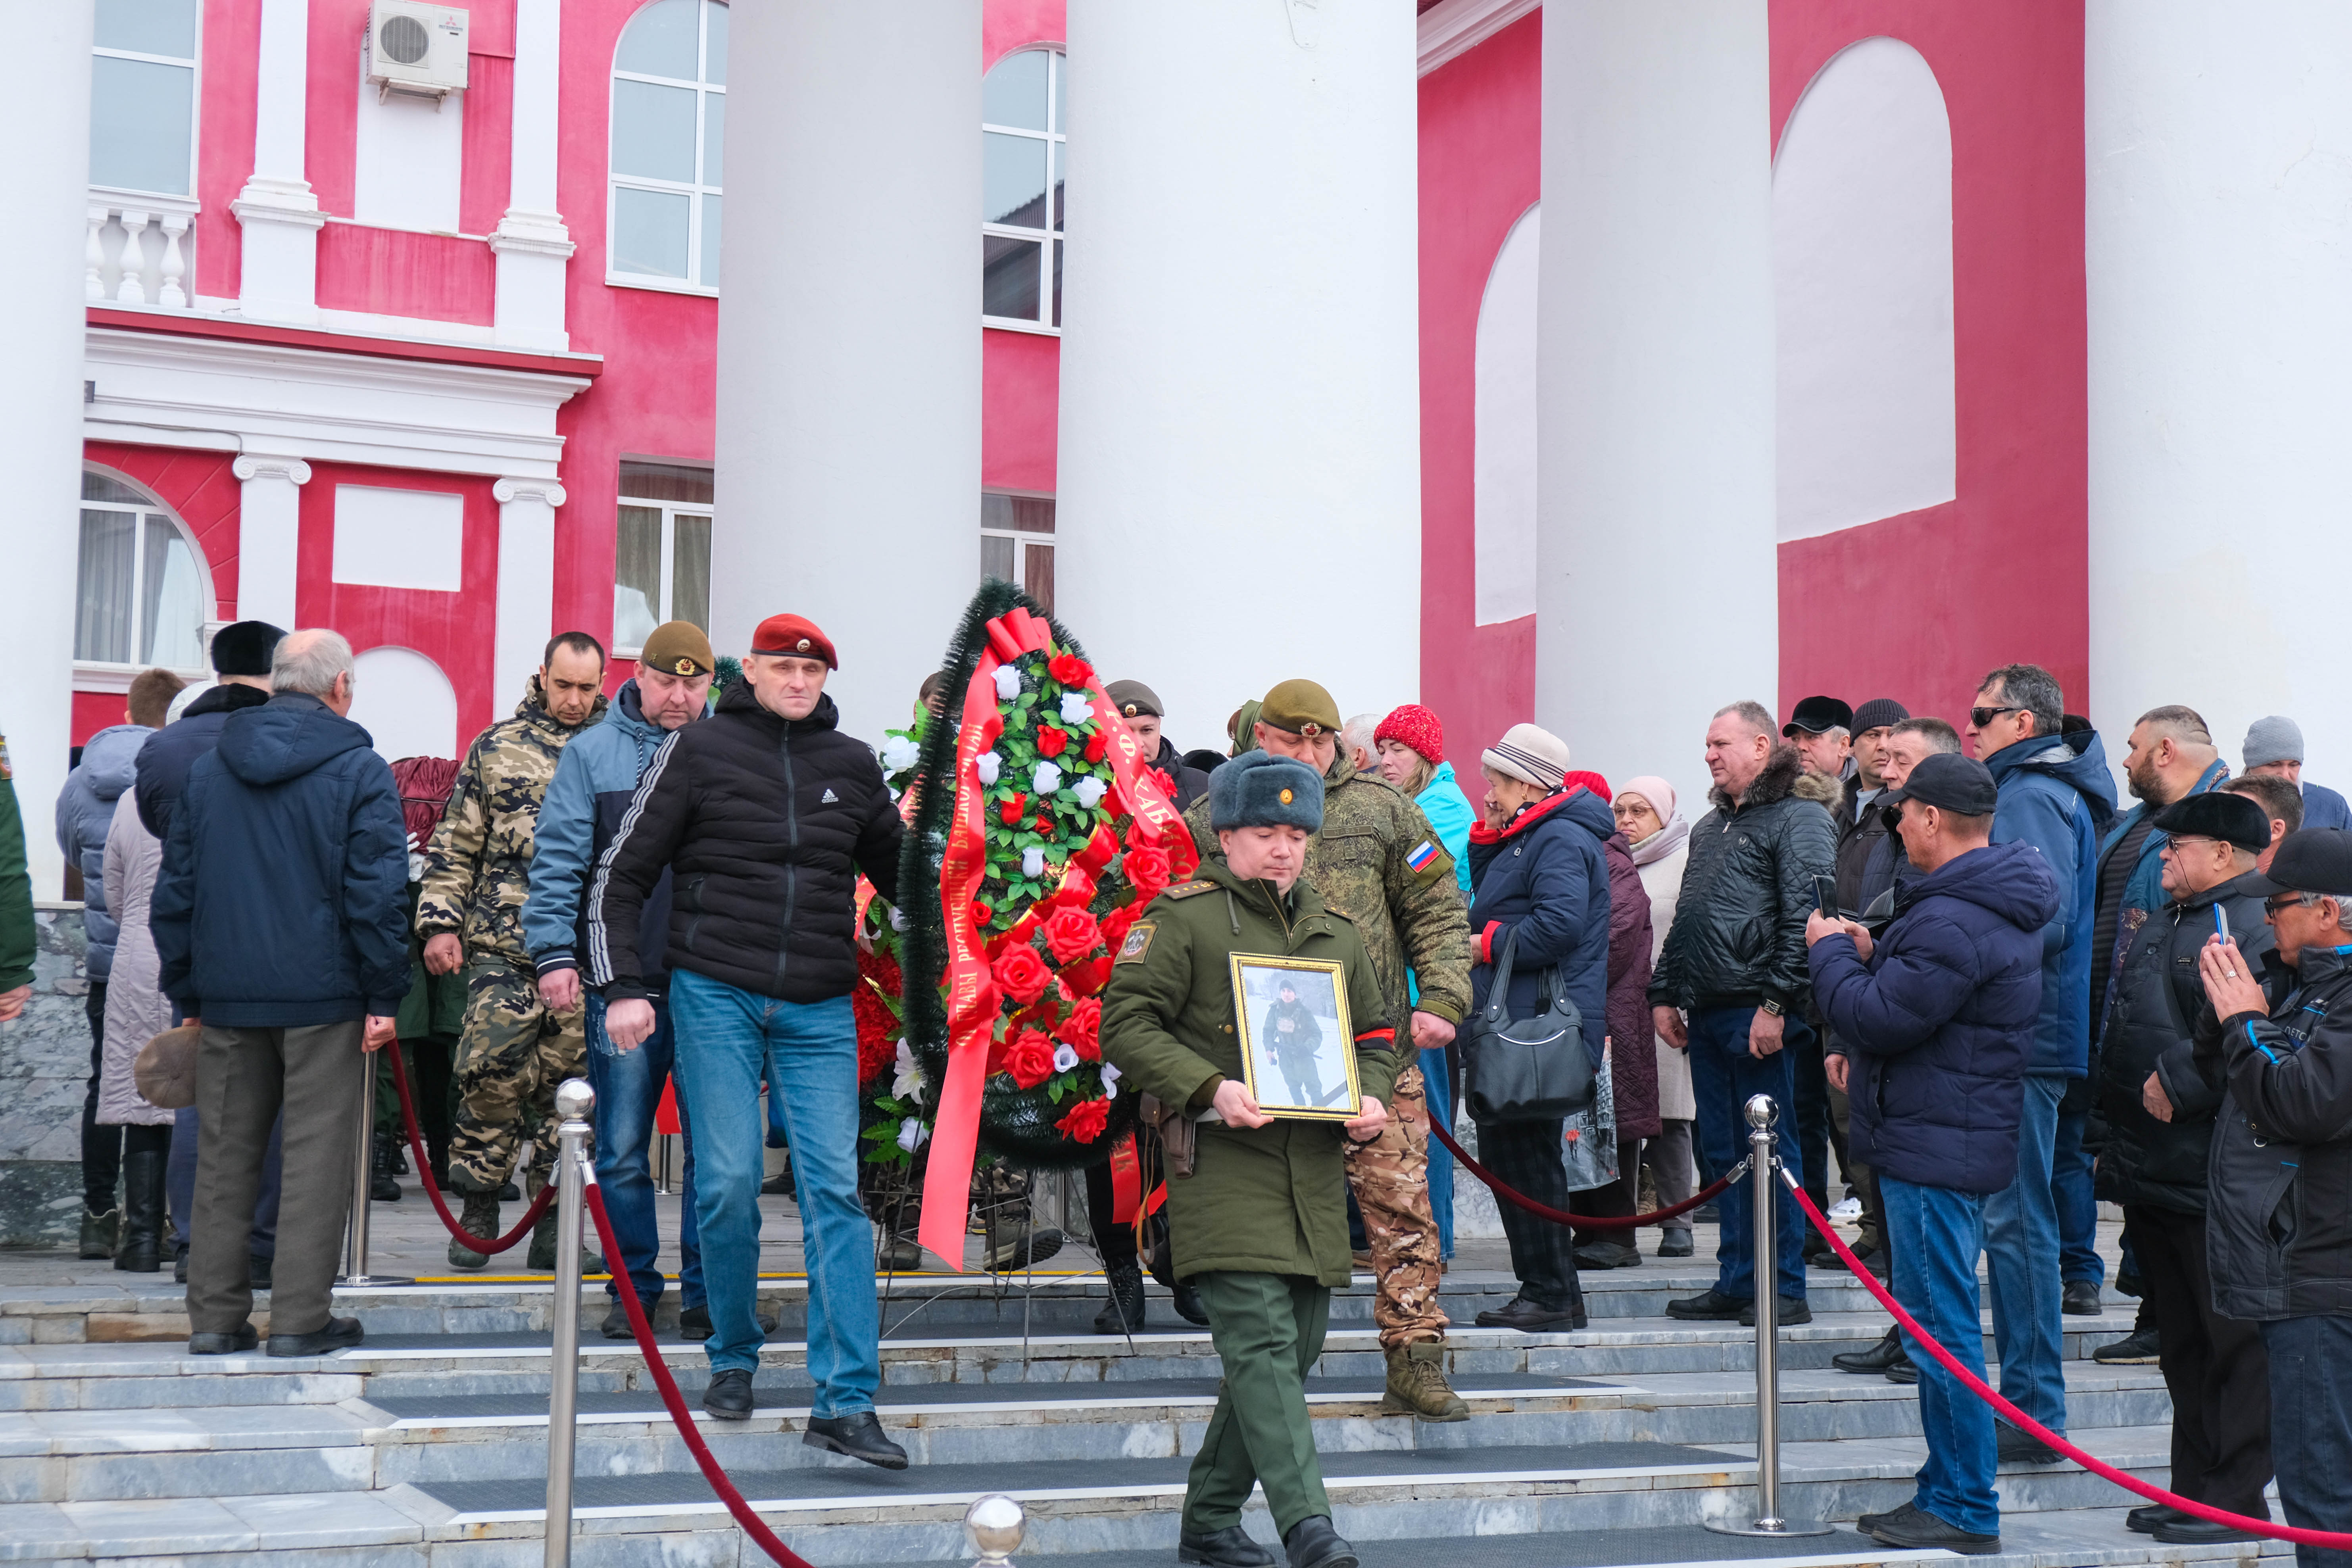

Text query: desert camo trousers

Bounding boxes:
[1343,1061,1448,1348]
[446,955,586,1193]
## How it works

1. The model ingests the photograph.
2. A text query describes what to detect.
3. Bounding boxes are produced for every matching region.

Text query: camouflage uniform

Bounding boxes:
[417,676,605,1192]
[1185,760,1472,1349]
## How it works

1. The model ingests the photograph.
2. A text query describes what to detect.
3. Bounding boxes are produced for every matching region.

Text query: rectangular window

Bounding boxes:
[615,460,715,656]
[90,0,200,198]
[980,492,1055,613]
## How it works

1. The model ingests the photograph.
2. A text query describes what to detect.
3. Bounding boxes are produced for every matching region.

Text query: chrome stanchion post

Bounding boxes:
[544,1078,594,1567]
[965,1493,1026,1565]
[1708,1093,1828,1537]
[340,1046,411,1288]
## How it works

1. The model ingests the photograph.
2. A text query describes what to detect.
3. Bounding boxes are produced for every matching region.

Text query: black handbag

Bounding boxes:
[1460,926,1595,1122]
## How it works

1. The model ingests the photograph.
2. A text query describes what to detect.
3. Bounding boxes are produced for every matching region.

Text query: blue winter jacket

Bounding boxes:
[54,724,148,979]
[1812,839,2061,1192]
[1983,728,2117,1076]
[1466,785,1614,1069]
[150,692,411,1027]
[1414,762,1478,897]
[2092,755,2230,1042]
[524,679,702,995]
[2300,780,2352,832]
[135,682,272,843]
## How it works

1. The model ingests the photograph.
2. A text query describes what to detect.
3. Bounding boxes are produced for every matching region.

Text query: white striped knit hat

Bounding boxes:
[1482,724,1571,791]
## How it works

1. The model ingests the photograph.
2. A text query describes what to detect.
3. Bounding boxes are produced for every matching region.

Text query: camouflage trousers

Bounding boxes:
[1343,1061,1448,1347]
[446,955,586,1193]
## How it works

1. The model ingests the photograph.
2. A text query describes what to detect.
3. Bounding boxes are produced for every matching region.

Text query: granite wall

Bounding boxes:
[0,907,92,1248]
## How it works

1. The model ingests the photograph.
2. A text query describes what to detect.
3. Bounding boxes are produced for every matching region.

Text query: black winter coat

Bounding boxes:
[2094,869,2271,1214]
[1466,786,1614,1069]
[1147,737,1211,813]
[588,682,903,1004]
[135,682,271,842]
[1810,839,2060,1192]
[1648,746,1839,1015]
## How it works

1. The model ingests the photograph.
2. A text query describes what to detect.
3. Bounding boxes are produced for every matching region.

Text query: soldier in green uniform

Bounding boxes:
[0,727,35,1028]
[1182,679,1474,1423]
[416,633,608,1269]
[1107,751,1394,1568]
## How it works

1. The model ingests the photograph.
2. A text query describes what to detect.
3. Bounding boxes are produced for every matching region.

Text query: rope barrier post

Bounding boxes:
[1708,1093,1828,1539]
[340,1047,411,1287]
[544,1078,595,1568]
[965,1493,1026,1565]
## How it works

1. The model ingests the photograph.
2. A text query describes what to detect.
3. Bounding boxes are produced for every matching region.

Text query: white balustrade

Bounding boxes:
[85,194,200,309]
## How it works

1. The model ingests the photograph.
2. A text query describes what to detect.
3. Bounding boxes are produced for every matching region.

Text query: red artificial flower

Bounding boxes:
[1036,725,1070,758]
[1055,997,1102,1061]
[1058,953,1113,998]
[1034,813,1055,834]
[1085,728,1111,763]
[998,791,1027,826]
[1147,766,1177,799]
[1056,1096,1112,1144]
[1004,1027,1057,1090]
[1043,907,1103,965]
[971,900,993,926]
[1047,653,1092,687]
[993,945,1052,1007]
[1124,845,1173,901]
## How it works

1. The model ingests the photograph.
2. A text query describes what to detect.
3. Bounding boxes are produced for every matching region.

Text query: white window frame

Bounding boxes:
[980,47,1066,335]
[980,490,1056,611]
[607,0,726,296]
[72,465,218,690]
[613,488,714,659]
[89,0,204,203]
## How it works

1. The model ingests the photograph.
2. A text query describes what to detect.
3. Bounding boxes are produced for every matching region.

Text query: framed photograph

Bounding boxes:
[1229,954,1360,1120]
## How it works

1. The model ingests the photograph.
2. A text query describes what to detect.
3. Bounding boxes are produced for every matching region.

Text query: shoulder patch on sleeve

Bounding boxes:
[1161,880,1217,900]
[1404,837,1455,885]
[1115,922,1157,964]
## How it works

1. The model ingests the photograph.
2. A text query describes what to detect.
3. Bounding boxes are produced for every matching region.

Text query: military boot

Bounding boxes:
[525,1171,606,1274]
[1094,1262,1146,1334]
[79,1207,120,1261]
[448,1191,500,1270]
[1380,1339,1469,1422]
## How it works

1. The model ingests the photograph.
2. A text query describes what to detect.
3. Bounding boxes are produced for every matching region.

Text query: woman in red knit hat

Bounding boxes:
[1372,705,1476,895]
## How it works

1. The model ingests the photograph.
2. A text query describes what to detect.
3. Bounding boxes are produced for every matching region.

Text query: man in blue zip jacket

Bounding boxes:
[1962,664,2115,1463]
[526,621,714,1342]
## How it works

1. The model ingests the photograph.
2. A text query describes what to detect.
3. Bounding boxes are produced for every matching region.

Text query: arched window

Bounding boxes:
[609,0,727,291]
[982,48,1066,329]
[75,467,213,675]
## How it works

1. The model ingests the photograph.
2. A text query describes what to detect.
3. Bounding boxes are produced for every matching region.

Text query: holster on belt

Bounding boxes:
[1141,1093,1198,1179]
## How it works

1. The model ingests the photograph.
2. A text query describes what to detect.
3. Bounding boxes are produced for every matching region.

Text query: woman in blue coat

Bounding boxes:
[1461,723,1612,1332]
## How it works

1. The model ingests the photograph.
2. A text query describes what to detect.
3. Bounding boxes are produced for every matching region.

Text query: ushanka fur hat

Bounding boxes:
[1210,751,1324,834]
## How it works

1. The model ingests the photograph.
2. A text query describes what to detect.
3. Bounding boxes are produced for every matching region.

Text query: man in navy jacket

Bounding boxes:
[1810,752,2060,1556]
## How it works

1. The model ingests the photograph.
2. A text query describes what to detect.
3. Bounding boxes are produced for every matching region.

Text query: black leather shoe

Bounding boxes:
[267,1316,363,1357]
[678,1304,779,1340]
[1178,1523,1277,1566]
[1282,1514,1359,1568]
[2152,1514,2263,1545]
[1870,1504,2000,1555]
[2093,1327,2160,1364]
[2126,1503,2185,1534]
[1665,1288,1747,1321]
[1574,1240,1642,1269]
[2061,1278,2102,1315]
[1095,1262,1146,1334]
[1884,1358,1919,1385]
[803,1410,908,1470]
[1737,1295,1812,1326]
[1473,1294,1585,1332]
[1832,1326,1906,1374]
[600,1301,636,1340]
[1173,1280,1210,1326]
[188,1324,259,1355]
[1856,1500,1920,1535]
[702,1368,754,1420]
[1995,1419,2063,1465]
[1656,1231,1694,1258]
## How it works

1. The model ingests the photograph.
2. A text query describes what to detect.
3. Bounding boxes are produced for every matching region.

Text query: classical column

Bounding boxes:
[1055,0,1423,741]
[2087,2,2352,776]
[712,3,979,728]
[231,455,311,628]
[0,0,95,897]
[490,0,574,350]
[231,0,323,323]
[1532,1,1778,799]
[492,479,563,709]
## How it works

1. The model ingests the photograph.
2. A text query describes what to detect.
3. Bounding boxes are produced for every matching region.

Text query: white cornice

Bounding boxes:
[1418,0,1541,77]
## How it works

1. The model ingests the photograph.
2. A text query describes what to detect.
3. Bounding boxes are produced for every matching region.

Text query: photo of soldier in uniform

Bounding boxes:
[1231,956,1359,1119]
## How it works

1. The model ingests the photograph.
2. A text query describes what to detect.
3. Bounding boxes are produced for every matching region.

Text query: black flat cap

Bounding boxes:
[2244,829,2352,898]
[1881,752,1998,817]
[1783,695,1853,736]
[2152,792,2273,856]
[209,620,286,677]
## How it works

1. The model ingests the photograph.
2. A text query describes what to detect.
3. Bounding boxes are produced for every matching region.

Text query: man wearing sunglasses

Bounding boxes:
[1962,663,2118,1464]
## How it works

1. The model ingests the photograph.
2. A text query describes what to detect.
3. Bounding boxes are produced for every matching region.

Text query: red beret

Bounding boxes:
[751,613,837,669]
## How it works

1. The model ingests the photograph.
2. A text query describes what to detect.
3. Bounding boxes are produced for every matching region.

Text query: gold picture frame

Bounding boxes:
[1229,953,1360,1120]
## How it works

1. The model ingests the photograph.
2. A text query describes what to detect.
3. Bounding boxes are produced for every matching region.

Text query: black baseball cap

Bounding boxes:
[2244,829,2352,898]
[1880,751,1999,817]
[1783,696,1853,737]
[2152,792,2272,856]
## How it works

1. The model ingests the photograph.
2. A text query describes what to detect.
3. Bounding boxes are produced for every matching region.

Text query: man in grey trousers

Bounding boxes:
[150,631,410,1357]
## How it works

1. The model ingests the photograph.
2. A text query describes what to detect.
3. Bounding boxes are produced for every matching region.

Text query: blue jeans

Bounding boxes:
[1420,1045,1454,1259]
[1983,1072,2066,1433]
[585,992,701,1311]
[1883,1175,1998,1536]
[668,968,877,1413]
[2052,1098,2102,1285]
[1686,1005,1806,1302]
[2262,1315,2352,1568]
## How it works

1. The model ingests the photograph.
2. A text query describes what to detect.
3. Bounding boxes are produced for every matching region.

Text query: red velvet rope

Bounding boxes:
[382,1039,557,1255]
[1783,1170,2352,1550]
[582,1179,818,1568]
[1428,1120,1743,1228]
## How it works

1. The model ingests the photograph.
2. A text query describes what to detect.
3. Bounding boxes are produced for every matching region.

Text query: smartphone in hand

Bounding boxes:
[1815,875,1840,917]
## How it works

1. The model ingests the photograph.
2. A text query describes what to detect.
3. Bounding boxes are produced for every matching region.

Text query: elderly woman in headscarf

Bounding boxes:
[1614,776,1697,1258]
[1560,771,1657,1270]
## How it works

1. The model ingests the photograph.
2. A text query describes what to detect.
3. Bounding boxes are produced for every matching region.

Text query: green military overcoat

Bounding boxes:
[1101,855,1397,1287]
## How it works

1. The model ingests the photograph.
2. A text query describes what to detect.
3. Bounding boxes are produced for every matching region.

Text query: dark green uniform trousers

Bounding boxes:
[1187,1271,1333,1535]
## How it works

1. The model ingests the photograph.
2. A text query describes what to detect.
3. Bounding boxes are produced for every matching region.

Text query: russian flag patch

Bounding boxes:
[1407,840,1439,872]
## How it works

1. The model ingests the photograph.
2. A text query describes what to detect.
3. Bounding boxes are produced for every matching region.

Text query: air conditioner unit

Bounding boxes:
[367,1,468,101]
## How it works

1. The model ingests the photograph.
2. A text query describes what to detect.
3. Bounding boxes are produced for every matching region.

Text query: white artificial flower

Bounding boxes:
[897,1117,929,1153]
[1033,760,1063,795]
[888,906,908,932]
[892,1039,925,1105]
[1100,1074,1118,1101]
[1022,845,1047,879]
[881,735,920,772]
[1072,776,1107,811]
[1059,692,1092,724]
[994,665,1021,701]
[1100,1061,1122,1087]
[976,750,1001,786]
[1052,1042,1080,1074]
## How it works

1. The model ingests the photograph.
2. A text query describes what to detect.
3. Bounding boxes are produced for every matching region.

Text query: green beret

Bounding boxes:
[1210,752,1324,833]
[639,620,715,678]
[1259,678,1341,738]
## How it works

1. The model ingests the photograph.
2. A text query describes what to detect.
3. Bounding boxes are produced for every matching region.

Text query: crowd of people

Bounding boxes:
[10,621,2352,1568]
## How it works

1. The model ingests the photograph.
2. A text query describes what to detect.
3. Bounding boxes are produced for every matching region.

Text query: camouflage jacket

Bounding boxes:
[416,676,606,962]
[1184,759,1472,1029]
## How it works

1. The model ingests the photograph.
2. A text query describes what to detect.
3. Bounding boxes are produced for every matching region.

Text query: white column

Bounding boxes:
[492,478,563,710]
[490,0,574,350]
[1055,0,1423,742]
[230,455,311,628]
[231,0,323,323]
[713,4,979,728]
[0,0,95,899]
[1534,1,1777,804]
[2087,2,2352,782]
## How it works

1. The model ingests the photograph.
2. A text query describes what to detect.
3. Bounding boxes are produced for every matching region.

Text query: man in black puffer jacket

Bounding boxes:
[1650,701,1838,1326]
[589,614,908,1470]
[2094,792,2277,1543]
